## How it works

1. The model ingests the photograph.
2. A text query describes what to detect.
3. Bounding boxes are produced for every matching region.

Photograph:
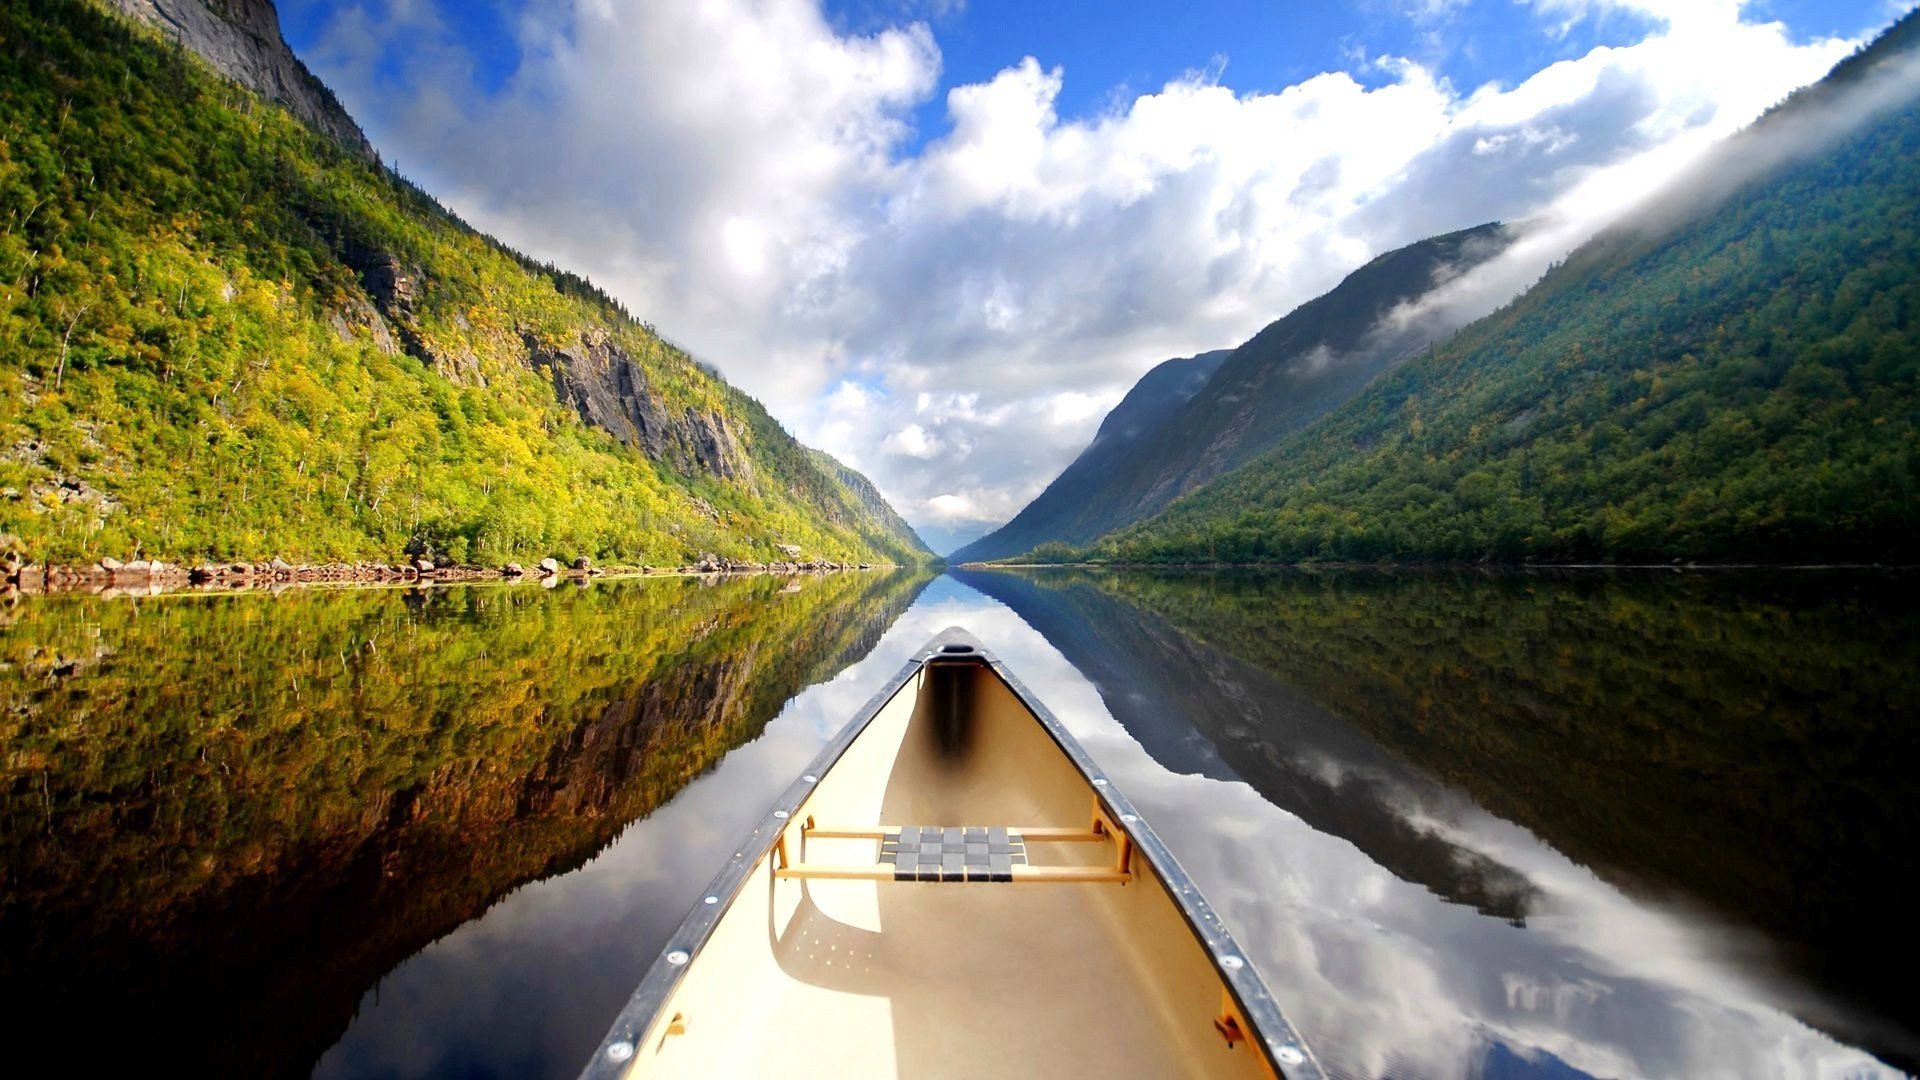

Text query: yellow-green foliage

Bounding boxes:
[0,0,928,565]
[0,569,930,1073]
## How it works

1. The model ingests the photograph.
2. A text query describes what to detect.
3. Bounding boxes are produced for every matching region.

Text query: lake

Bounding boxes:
[2,568,1914,1078]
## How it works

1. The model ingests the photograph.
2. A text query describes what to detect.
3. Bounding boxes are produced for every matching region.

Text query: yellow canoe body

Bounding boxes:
[580,628,1321,1079]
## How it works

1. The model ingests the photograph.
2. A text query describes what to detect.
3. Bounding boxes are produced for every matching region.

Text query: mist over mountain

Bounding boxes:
[1044,12,1920,567]
[953,222,1515,563]
[0,0,930,566]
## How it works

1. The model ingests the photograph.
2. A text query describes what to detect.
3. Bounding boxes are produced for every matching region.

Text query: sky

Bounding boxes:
[278,0,1901,553]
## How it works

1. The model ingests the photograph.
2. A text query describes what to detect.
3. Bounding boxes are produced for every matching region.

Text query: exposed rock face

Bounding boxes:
[325,296,399,355]
[335,246,483,383]
[357,252,417,321]
[102,0,374,159]
[525,331,755,483]
[806,448,920,542]
[66,0,926,566]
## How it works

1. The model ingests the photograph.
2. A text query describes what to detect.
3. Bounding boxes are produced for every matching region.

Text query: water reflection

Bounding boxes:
[0,571,930,1078]
[953,567,1918,1079]
[3,569,1911,1080]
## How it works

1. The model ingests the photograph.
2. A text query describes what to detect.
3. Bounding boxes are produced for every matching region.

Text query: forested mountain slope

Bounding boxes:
[1043,15,1920,566]
[953,223,1512,563]
[950,348,1227,561]
[0,0,931,565]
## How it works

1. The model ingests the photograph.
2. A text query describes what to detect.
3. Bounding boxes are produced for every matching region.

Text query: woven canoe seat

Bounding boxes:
[774,816,1130,885]
[878,826,1030,882]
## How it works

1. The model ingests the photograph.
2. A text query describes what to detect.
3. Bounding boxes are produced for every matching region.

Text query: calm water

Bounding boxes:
[2,569,1915,1078]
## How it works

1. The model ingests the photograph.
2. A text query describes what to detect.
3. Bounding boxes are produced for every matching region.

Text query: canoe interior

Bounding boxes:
[611,654,1280,1079]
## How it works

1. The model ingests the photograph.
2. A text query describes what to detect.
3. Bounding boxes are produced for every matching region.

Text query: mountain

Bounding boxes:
[0,0,931,566]
[1046,13,1920,567]
[952,222,1514,563]
[101,0,372,158]
[952,350,1228,561]
[805,447,924,558]
[955,566,1920,1069]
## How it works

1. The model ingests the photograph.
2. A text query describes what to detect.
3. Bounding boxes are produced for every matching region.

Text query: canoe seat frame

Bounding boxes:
[774,797,1134,885]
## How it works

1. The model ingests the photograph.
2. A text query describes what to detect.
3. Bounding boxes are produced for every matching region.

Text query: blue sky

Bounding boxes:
[284,1,1890,132]
[280,0,1903,552]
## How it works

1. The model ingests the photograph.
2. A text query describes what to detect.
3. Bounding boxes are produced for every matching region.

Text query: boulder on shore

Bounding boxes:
[572,555,591,571]
[502,562,525,577]
[538,557,561,575]
[100,556,124,571]
[414,558,435,572]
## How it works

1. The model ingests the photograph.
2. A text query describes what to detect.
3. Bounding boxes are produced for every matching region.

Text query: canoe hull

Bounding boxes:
[582,628,1322,1079]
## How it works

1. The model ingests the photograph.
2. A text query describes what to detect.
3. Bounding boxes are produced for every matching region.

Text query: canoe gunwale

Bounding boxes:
[576,631,925,1080]
[578,626,1326,1080]
[979,633,1326,1080]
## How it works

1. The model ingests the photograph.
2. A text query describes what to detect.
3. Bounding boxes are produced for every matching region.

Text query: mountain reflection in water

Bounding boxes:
[0,571,930,1077]
[2,568,1912,1080]
[954,567,1919,1079]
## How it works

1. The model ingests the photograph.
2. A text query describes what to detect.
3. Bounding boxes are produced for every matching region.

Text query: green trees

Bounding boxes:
[1030,24,1920,567]
[0,0,928,565]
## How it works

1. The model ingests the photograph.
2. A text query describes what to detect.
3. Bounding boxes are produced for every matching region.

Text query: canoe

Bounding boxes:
[580,627,1324,1079]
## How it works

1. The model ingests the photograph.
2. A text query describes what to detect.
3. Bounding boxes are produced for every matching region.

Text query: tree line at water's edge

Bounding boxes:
[0,570,931,1076]
[963,566,1920,1066]
[1002,17,1920,568]
[0,0,931,568]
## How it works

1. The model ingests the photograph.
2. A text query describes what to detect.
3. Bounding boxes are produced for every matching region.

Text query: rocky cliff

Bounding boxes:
[101,0,373,158]
[808,447,927,550]
[2,0,932,565]
[526,329,757,483]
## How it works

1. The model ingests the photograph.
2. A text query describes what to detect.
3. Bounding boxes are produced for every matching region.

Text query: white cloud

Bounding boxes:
[880,423,943,458]
[923,493,980,522]
[306,0,1866,552]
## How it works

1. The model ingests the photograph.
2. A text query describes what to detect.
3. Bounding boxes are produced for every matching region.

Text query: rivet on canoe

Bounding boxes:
[773,810,790,819]
[1120,813,1138,823]
[1220,955,1244,971]
[703,895,718,905]
[802,774,818,783]
[1091,777,1108,786]
[666,949,690,966]
[605,1041,635,1063]
[1275,1046,1306,1066]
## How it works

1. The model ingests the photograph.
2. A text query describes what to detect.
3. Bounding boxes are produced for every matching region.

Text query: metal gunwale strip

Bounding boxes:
[578,626,1325,1080]
[577,641,930,1079]
[980,637,1328,1080]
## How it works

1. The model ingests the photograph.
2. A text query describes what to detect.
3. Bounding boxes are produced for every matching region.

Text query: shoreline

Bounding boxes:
[3,556,900,598]
[958,560,1914,572]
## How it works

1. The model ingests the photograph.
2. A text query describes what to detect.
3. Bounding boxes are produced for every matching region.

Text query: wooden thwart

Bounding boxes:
[774,863,1130,883]
[801,824,1105,842]
[778,801,1136,884]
